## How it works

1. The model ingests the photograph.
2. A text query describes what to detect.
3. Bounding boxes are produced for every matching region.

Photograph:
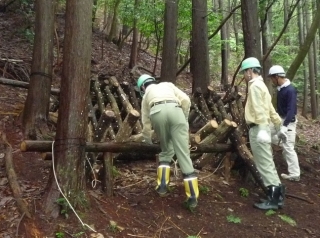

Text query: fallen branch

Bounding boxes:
[2,132,32,218]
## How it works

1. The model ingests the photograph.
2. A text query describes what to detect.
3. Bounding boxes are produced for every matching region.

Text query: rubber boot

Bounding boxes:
[254,185,281,210]
[155,162,170,196]
[259,184,285,208]
[183,174,199,208]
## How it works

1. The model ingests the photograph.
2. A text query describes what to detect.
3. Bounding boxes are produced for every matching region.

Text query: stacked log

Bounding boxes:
[21,76,266,194]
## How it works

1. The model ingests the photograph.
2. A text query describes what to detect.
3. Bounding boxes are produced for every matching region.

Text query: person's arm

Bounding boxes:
[141,98,152,141]
[170,84,191,119]
[249,84,269,125]
[283,88,296,126]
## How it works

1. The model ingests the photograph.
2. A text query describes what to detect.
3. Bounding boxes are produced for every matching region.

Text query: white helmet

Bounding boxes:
[268,65,286,77]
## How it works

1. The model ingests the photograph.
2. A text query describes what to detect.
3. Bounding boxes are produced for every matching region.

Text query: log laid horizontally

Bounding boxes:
[20,140,232,154]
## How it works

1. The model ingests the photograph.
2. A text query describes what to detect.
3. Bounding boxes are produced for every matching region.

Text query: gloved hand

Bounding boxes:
[257,125,271,143]
[277,126,288,143]
[142,137,153,145]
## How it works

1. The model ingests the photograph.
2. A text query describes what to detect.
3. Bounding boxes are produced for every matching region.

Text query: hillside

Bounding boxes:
[1,10,320,238]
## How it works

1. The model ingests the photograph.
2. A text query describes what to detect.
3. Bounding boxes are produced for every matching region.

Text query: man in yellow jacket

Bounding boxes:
[240,57,287,210]
[137,74,199,208]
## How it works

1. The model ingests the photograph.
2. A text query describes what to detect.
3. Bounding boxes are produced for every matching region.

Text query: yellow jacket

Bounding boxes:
[141,82,191,139]
[245,76,281,127]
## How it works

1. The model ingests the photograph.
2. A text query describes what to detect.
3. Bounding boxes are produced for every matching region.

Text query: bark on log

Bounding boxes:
[114,109,140,142]
[194,87,211,121]
[93,110,115,142]
[108,76,142,133]
[200,119,237,145]
[103,152,114,197]
[230,128,268,194]
[103,86,122,126]
[194,119,218,141]
[121,81,141,111]
[92,80,106,113]
[20,140,232,154]
[1,132,32,218]
[0,77,60,95]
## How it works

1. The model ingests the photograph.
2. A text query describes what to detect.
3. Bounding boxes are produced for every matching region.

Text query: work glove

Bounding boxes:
[277,126,288,143]
[142,137,153,145]
[256,125,271,143]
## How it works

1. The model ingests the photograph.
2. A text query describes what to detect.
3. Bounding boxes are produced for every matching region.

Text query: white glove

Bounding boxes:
[142,137,153,145]
[257,125,271,143]
[277,126,288,143]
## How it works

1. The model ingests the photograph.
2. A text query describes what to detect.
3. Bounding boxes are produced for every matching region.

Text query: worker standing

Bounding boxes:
[268,65,300,181]
[137,74,199,208]
[240,57,287,210]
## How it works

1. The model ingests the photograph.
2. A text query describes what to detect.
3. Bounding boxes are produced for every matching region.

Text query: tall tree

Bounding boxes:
[22,0,55,139]
[190,0,210,93]
[286,0,320,81]
[161,0,179,82]
[44,0,92,217]
[129,0,139,69]
[240,0,261,59]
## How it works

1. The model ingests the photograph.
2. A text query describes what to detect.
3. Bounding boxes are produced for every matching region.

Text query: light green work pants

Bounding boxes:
[150,103,194,175]
[249,126,281,187]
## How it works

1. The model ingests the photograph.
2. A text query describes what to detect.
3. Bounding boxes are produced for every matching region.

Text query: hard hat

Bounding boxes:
[268,65,286,77]
[137,74,155,95]
[240,57,262,72]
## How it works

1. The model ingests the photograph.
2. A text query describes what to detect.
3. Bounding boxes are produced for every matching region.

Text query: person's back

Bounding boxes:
[137,75,199,208]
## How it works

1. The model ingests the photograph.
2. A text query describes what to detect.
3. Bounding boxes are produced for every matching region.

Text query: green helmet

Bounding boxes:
[137,74,155,96]
[240,57,262,72]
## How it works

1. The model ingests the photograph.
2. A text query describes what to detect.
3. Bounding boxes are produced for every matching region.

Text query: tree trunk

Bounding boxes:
[129,0,139,69]
[43,0,92,218]
[160,0,178,83]
[190,0,210,93]
[22,0,55,139]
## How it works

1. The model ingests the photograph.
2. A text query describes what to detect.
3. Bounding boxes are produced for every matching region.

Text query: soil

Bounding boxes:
[1,10,320,238]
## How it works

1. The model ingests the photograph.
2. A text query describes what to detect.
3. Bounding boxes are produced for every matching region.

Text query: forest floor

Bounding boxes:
[1,10,320,238]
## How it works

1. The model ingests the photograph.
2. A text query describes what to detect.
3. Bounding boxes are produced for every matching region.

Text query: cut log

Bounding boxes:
[108,76,142,134]
[92,80,106,113]
[194,87,211,121]
[20,140,232,154]
[114,109,140,142]
[194,119,218,141]
[121,81,141,111]
[103,152,114,197]
[0,77,60,95]
[200,119,237,145]
[1,132,32,218]
[93,110,115,142]
[103,86,122,126]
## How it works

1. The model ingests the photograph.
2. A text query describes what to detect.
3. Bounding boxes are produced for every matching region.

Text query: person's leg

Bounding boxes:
[281,121,300,180]
[150,106,174,195]
[249,126,281,187]
[167,105,198,208]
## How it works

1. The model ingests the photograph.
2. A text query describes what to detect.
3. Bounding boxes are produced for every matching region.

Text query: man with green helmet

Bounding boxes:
[240,57,287,210]
[137,74,199,208]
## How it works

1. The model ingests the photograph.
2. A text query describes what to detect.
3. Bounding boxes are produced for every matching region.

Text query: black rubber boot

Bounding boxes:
[259,184,285,208]
[254,185,281,210]
[183,173,199,208]
[155,162,170,196]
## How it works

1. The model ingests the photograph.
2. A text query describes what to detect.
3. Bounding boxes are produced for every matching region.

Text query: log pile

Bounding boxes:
[19,76,267,194]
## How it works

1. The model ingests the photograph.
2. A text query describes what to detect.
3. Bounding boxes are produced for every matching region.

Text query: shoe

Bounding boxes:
[281,173,300,181]
[254,185,281,210]
[155,163,171,196]
[183,173,199,208]
[259,184,285,208]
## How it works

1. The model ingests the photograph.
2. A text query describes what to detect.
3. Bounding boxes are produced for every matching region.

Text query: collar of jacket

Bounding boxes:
[277,79,291,91]
[248,75,263,85]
